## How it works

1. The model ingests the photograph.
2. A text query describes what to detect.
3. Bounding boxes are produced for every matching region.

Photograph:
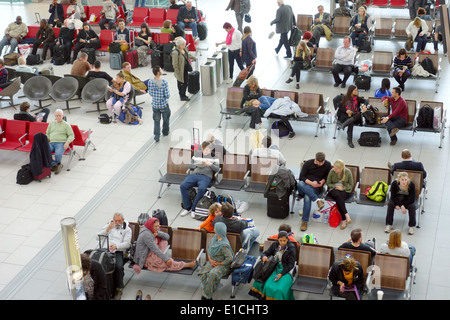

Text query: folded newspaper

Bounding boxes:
[192,157,219,167]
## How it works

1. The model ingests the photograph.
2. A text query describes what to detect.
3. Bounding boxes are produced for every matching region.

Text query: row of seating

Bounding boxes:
[0,118,95,170]
[124,6,205,29]
[219,87,329,137]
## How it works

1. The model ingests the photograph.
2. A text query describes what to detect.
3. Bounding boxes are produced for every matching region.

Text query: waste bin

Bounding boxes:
[200,61,217,96]
[207,52,223,86]
[216,46,229,81]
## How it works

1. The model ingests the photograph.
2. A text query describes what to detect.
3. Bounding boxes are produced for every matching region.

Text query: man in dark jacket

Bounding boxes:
[388,149,427,186]
[48,0,64,27]
[270,0,294,58]
[49,19,76,64]
[14,101,50,123]
[31,19,55,61]
[177,1,199,38]
[72,22,100,63]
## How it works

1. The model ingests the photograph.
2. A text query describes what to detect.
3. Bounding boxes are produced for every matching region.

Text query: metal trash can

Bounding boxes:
[216,47,230,81]
[207,52,223,86]
[200,61,217,96]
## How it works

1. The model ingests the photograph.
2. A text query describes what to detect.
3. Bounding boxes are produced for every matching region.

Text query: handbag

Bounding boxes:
[253,256,278,283]
[244,13,251,23]
[238,62,255,80]
[405,37,413,51]
[230,248,247,269]
[362,105,378,125]
[328,204,342,228]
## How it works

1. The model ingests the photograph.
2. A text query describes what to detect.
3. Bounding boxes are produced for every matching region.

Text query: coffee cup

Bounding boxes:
[377,290,384,300]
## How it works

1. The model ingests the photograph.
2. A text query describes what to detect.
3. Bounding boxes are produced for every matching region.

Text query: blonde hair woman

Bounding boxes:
[328,256,364,300]
[385,172,417,235]
[286,40,312,89]
[406,17,429,57]
[350,6,368,49]
[326,160,354,229]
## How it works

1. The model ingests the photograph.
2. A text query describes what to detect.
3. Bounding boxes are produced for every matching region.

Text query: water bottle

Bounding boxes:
[322,211,329,224]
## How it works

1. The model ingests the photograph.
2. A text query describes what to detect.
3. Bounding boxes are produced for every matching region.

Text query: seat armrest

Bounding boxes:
[158,161,166,177]
[19,133,28,147]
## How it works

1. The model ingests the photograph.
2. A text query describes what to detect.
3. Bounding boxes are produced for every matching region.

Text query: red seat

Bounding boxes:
[153,32,171,44]
[23,25,40,40]
[84,6,90,18]
[166,9,178,25]
[185,33,197,52]
[390,0,406,7]
[18,121,49,153]
[147,8,166,27]
[128,7,149,27]
[62,5,69,19]
[53,27,60,39]
[0,119,28,151]
[88,6,104,25]
[0,118,7,143]
[71,125,96,160]
[372,0,388,6]
[98,29,114,51]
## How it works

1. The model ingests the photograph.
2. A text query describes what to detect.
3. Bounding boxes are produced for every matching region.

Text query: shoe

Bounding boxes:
[283,56,292,59]
[285,78,293,84]
[51,165,57,172]
[180,209,191,217]
[389,128,399,137]
[390,139,397,146]
[340,83,346,88]
[181,96,190,101]
[274,47,279,54]
[333,82,341,87]
[387,162,392,170]
[316,199,324,211]
[226,78,233,84]
[348,140,355,148]
[54,163,63,175]
[288,132,296,140]
[191,210,196,218]
[300,221,308,231]
[340,222,347,230]
[144,294,151,300]
[408,227,414,235]
[154,138,160,143]
[136,290,143,300]
[113,288,123,300]
[384,225,392,233]
[296,83,300,89]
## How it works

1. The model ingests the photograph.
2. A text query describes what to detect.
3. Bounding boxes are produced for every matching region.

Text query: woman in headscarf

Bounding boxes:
[132,218,196,274]
[249,231,296,300]
[199,222,233,300]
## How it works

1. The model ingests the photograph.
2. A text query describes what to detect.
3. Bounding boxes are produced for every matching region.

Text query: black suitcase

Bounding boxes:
[358,131,381,147]
[354,74,371,91]
[188,70,200,94]
[358,37,372,53]
[81,47,96,65]
[151,49,164,68]
[197,21,208,40]
[163,53,173,71]
[152,209,168,225]
[266,190,290,219]
[53,44,66,65]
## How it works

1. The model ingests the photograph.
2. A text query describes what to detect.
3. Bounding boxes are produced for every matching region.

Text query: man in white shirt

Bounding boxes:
[251,135,286,166]
[331,36,356,88]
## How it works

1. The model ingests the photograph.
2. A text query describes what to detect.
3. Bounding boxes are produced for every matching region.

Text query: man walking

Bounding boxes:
[148,66,171,143]
[270,0,294,59]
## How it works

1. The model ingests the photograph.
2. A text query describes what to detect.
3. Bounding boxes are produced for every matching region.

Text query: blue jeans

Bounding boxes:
[297,180,320,222]
[178,20,198,37]
[0,35,19,55]
[153,106,171,141]
[351,32,365,48]
[49,142,66,166]
[415,34,428,52]
[134,0,146,7]
[258,96,276,112]
[242,227,260,251]
[180,174,211,210]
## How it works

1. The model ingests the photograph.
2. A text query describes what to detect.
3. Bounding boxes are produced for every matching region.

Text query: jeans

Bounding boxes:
[351,32,365,48]
[242,227,260,251]
[297,180,321,222]
[99,18,116,30]
[134,0,146,7]
[178,20,198,37]
[114,251,125,289]
[275,32,291,57]
[153,106,171,141]
[0,35,19,55]
[180,174,212,211]
[414,34,428,53]
[386,200,416,227]
[228,48,244,79]
[383,115,406,141]
[49,142,66,166]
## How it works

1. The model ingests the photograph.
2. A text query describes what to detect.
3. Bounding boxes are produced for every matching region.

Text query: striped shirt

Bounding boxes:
[148,78,170,109]
[393,56,412,73]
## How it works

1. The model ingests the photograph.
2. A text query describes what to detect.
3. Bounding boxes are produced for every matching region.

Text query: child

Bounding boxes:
[268,224,299,248]
[374,78,392,98]
[198,203,222,232]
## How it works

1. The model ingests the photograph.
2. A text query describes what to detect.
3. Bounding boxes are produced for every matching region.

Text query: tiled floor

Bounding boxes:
[0,0,449,300]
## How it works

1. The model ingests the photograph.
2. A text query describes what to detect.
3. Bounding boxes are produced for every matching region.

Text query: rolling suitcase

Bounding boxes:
[124,48,138,68]
[152,209,168,226]
[188,70,200,94]
[266,190,290,219]
[151,49,164,68]
[110,52,124,70]
[33,166,51,181]
[163,53,173,71]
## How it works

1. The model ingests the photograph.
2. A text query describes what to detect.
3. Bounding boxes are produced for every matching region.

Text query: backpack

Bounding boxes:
[137,212,150,225]
[16,164,33,185]
[98,113,112,124]
[193,190,217,220]
[271,120,290,137]
[152,209,168,226]
[118,105,142,125]
[417,105,434,129]
[365,181,388,202]
[420,57,436,75]
[216,193,236,212]
[288,25,302,47]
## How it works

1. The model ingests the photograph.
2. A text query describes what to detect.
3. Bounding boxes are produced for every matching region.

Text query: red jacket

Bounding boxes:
[382,96,408,121]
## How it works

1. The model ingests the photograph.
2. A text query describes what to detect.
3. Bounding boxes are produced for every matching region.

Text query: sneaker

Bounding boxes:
[389,128,399,137]
[316,199,324,211]
[300,221,308,231]
[408,227,414,235]
[390,139,397,146]
[191,211,196,218]
[384,225,392,233]
[180,209,191,217]
[288,132,296,140]
[226,78,233,84]
[285,78,293,84]
[296,83,300,89]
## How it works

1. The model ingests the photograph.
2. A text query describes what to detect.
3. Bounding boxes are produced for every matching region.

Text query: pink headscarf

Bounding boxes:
[144,217,161,243]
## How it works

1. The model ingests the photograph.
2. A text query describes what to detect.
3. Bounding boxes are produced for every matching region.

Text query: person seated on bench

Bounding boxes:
[350,6,369,50]
[46,109,74,174]
[198,222,233,300]
[106,72,131,117]
[380,229,415,260]
[311,5,332,45]
[249,230,296,300]
[332,36,357,89]
[0,16,28,56]
[71,52,91,76]
[0,59,12,90]
[416,7,432,21]
[406,17,429,59]
[339,85,368,148]
[393,49,412,92]
[135,23,153,67]
[97,213,132,300]
[267,223,299,248]
[326,159,354,230]
[374,78,391,98]
[339,228,377,258]
[31,19,55,62]
[177,1,199,39]
[213,202,260,251]
[112,19,130,53]
[385,172,416,235]
[251,135,286,166]
[286,40,312,89]
[49,19,76,65]
[132,217,196,275]
[66,0,86,22]
[72,22,100,63]
[433,23,444,55]
[388,149,427,186]
[99,0,119,30]
[207,132,228,156]
[16,57,36,74]
[328,255,364,300]
[332,0,351,18]
[14,101,50,123]
[380,87,407,146]
[180,141,220,217]
[122,61,149,93]
[198,203,222,233]
[87,61,113,83]
[297,152,331,231]
[239,75,264,129]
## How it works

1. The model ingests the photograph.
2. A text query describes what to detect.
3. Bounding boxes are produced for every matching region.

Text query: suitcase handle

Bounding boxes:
[98,234,109,249]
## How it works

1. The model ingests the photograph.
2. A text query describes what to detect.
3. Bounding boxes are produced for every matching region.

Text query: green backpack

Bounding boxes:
[365,181,388,202]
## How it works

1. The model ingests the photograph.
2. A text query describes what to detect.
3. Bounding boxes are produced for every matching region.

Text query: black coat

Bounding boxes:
[89,259,110,300]
[29,133,52,177]
[262,240,296,276]
[328,260,365,293]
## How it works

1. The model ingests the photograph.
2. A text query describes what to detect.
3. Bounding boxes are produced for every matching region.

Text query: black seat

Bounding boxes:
[50,77,80,113]
[81,78,109,113]
[64,74,90,99]
[22,75,52,111]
